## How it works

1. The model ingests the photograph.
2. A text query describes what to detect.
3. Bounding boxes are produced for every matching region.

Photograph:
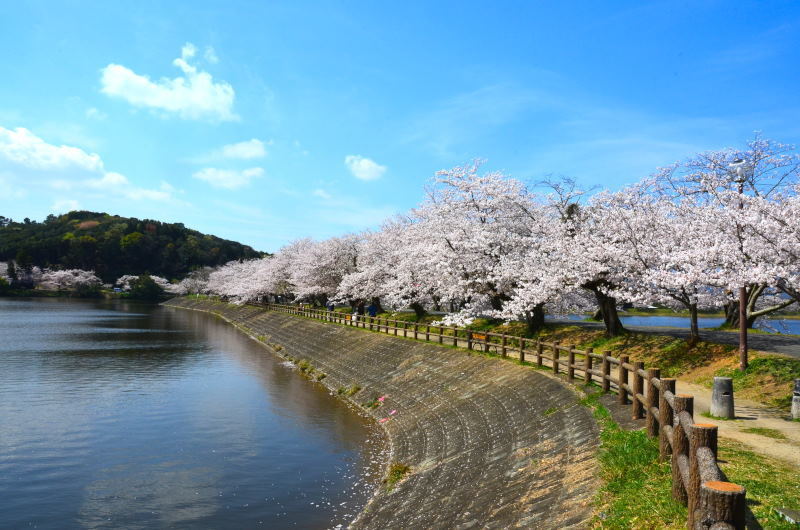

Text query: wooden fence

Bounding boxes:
[263,302,747,529]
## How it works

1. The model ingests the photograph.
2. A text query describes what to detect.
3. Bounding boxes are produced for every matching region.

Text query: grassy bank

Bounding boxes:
[319,307,800,410]
[581,390,800,529]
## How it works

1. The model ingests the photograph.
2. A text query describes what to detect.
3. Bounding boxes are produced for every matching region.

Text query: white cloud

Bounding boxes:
[0,126,172,203]
[204,46,219,64]
[51,199,80,212]
[344,155,386,181]
[0,126,102,171]
[85,107,107,121]
[218,139,266,160]
[192,167,264,190]
[100,43,237,122]
[58,171,172,202]
[312,188,331,200]
[188,139,268,163]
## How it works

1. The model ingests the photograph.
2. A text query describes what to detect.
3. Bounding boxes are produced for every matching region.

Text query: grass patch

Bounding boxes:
[579,391,686,528]
[579,389,799,528]
[362,396,383,409]
[543,406,558,416]
[337,385,361,397]
[383,462,411,491]
[297,359,313,374]
[700,411,738,421]
[718,438,800,529]
[740,427,787,440]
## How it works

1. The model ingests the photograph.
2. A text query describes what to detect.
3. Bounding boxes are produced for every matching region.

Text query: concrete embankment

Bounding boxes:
[165,297,599,529]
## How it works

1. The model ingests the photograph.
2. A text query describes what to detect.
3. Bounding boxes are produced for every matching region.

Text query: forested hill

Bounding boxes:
[0,211,263,282]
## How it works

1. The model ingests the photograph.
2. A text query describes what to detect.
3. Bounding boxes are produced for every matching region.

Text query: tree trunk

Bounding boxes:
[688,303,700,346]
[410,302,427,321]
[524,304,545,336]
[592,288,625,337]
[723,300,739,329]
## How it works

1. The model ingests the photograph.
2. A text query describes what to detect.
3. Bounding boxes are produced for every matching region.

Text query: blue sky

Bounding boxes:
[1,1,799,252]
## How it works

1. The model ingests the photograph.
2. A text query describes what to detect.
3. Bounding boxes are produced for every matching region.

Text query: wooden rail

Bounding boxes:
[263,302,746,529]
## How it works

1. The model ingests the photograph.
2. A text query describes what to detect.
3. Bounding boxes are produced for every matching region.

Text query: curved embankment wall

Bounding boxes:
[165,297,599,529]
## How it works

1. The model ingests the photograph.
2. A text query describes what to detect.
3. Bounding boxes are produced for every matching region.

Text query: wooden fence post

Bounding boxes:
[425,325,430,341]
[658,379,675,462]
[519,338,526,363]
[632,361,645,419]
[601,352,610,392]
[688,423,718,528]
[671,395,693,504]
[536,340,544,367]
[698,482,746,530]
[552,341,560,374]
[467,331,473,350]
[646,368,661,437]
[439,326,444,344]
[452,329,458,347]
[501,335,507,358]
[413,323,418,340]
[584,348,593,384]
[659,378,676,461]
[618,355,629,404]
[568,346,575,382]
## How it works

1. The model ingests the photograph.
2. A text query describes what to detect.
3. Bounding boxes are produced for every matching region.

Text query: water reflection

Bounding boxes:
[0,298,383,529]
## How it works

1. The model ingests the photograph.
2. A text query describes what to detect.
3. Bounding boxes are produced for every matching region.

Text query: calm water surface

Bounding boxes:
[0,298,385,529]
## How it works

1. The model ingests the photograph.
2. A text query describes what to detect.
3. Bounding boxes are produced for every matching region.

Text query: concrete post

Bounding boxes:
[792,379,800,420]
[711,377,735,419]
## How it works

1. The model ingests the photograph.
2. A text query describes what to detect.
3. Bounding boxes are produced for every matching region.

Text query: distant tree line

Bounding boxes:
[0,211,263,283]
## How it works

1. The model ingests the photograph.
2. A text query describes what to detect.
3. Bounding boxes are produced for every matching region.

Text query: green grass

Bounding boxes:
[700,411,738,421]
[740,427,788,440]
[716,357,800,387]
[580,391,686,529]
[337,384,361,397]
[383,462,411,491]
[543,406,558,416]
[719,439,800,529]
[712,357,800,409]
[578,389,800,529]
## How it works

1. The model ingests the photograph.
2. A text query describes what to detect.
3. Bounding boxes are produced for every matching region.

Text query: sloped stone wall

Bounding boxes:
[165,297,599,529]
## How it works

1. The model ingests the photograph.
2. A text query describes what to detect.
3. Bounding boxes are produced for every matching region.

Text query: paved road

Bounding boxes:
[550,319,800,359]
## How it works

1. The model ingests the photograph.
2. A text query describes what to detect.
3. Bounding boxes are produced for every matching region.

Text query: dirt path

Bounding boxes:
[673,380,800,467]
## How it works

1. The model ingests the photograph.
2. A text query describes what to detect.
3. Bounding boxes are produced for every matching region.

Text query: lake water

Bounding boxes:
[550,313,800,334]
[0,297,384,529]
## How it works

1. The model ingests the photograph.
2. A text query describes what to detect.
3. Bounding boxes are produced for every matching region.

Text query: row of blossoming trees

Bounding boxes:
[0,262,182,298]
[192,136,800,342]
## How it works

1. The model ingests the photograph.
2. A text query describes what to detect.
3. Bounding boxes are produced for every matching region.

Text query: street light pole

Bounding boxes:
[729,158,750,371]
[738,285,748,371]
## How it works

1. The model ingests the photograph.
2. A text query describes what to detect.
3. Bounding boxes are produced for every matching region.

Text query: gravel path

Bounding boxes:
[167,298,600,530]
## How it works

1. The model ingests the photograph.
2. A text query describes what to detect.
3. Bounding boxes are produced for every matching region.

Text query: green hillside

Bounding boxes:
[0,211,263,282]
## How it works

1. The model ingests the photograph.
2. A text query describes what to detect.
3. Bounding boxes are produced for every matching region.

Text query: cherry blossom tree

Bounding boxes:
[40,269,102,294]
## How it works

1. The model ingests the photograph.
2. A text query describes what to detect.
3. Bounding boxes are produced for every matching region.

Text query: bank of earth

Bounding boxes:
[164,297,599,529]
